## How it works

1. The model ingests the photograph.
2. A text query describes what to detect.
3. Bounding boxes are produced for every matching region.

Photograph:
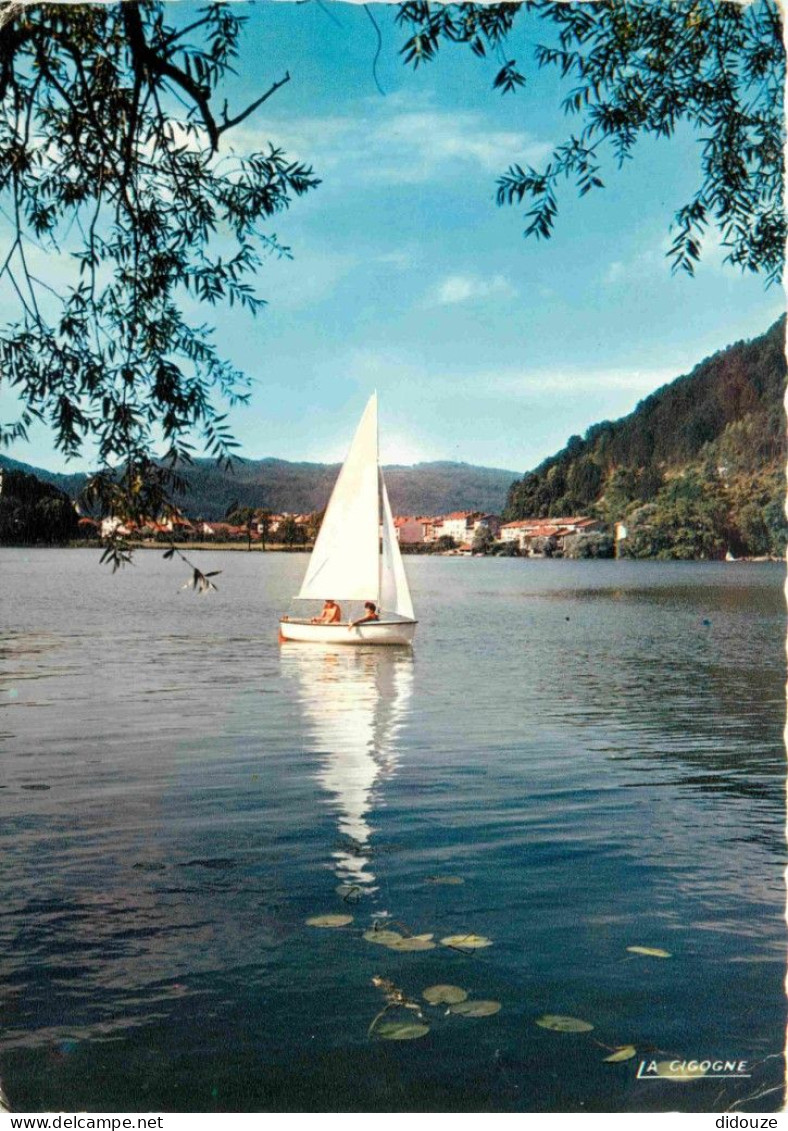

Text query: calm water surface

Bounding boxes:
[0,549,785,1113]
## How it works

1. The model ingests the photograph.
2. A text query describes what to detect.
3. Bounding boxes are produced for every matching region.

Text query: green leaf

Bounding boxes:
[604,1045,637,1062]
[336,883,363,901]
[535,1014,594,1033]
[449,999,501,1017]
[388,935,436,952]
[305,914,353,928]
[375,1021,430,1041]
[423,984,468,1005]
[363,929,404,946]
[440,933,492,949]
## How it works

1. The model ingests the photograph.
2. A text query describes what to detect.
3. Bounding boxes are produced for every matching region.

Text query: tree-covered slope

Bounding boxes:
[0,455,519,520]
[505,317,787,558]
[0,455,87,499]
[0,469,79,544]
[167,457,521,517]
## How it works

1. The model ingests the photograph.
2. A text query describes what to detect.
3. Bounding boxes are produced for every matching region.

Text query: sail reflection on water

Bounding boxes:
[280,645,414,889]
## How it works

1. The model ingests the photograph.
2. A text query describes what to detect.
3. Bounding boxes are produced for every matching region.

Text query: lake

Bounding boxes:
[0,549,785,1113]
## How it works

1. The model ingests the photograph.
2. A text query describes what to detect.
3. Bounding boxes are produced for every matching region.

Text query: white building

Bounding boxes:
[500,516,603,553]
[438,511,480,544]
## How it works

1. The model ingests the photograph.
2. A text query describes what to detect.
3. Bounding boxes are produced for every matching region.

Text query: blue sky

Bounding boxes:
[1,0,784,474]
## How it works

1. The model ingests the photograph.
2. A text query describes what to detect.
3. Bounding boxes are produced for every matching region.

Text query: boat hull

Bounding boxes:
[279,619,417,646]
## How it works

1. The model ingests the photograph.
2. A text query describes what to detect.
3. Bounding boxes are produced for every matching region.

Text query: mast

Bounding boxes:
[376,390,382,609]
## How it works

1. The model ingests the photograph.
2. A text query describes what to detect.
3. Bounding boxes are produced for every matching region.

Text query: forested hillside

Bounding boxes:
[505,317,787,558]
[0,456,519,520]
[0,470,78,544]
[174,458,519,517]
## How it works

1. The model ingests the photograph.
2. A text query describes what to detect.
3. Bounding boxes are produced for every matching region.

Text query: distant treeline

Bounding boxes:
[505,317,787,559]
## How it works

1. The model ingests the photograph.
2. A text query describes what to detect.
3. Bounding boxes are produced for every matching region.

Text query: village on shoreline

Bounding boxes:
[1,465,781,562]
[65,509,777,561]
[74,509,617,559]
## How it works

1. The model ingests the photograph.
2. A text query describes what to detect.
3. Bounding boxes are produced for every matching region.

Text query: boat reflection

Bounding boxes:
[279,645,413,891]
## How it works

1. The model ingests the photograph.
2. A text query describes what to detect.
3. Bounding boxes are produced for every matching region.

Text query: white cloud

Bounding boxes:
[603,245,666,284]
[265,345,696,471]
[475,365,680,400]
[380,432,432,465]
[307,430,432,467]
[604,225,731,285]
[366,110,551,183]
[374,247,418,270]
[336,346,677,402]
[240,96,552,188]
[428,273,517,305]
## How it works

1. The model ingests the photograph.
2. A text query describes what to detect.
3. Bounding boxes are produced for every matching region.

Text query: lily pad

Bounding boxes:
[305,914,353,928]
[653,1061,707,1081]
[627,946,671,958]
[426,875,464,885]
[375,1020,430,1041]
[604,1045,637,1062]
[423,984,468,1005]
[449,999,501,1017]
[336,883,363,900]
[440,933,493,949]
[535,1014,594,1033]
[389,935,436,952]
[363,929,404,946]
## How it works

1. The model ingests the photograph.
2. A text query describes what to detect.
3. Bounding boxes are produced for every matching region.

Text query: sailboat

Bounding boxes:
[278,394,417,645]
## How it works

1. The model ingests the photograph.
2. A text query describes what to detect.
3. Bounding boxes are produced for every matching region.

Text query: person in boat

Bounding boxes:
[349,601,380,628]
[312,599,342,625]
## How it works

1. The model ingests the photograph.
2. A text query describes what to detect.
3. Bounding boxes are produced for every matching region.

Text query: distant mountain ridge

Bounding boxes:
[0,454,520,519]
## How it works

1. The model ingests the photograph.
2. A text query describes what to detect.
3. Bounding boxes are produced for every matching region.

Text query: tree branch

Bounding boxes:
[162,14,214,48]
[217,72,291,136]
[122,2,220,150]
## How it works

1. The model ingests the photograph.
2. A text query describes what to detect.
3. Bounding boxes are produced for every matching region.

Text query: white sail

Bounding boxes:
[297,394,380,602]
[380,475,415,620]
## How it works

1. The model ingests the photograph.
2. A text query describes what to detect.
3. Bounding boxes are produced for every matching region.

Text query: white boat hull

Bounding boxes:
[279,619,417,646]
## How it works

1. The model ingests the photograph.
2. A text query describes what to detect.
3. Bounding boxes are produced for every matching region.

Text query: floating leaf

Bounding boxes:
[604,1045,637,1062]
[375,1020,430,1041]
[653,1061,707,1081]
[363,929,404,946]
[426,875,464,885]
[536,1014,594,1033]
[440,933,493,949]
[389,935,436,952]
[336,883,364,901]
[305,914,353,928]
[449,999,501,1017]
[627,946,672,958]
[423,984,468,1005]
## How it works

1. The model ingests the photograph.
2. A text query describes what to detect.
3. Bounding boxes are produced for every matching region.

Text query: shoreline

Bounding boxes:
[0,541,781,563]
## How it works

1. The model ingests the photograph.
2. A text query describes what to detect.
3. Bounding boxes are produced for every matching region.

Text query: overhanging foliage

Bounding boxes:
[0,1,318,533]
